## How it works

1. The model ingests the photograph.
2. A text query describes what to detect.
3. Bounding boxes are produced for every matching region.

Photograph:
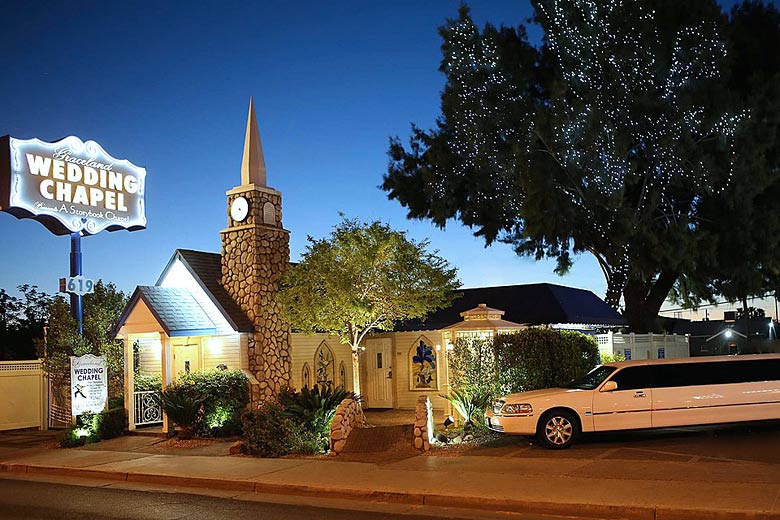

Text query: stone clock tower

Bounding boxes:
[220,99,291,401]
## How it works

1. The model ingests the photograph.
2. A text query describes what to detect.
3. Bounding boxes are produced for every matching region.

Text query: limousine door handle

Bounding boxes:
[634,391,646,398]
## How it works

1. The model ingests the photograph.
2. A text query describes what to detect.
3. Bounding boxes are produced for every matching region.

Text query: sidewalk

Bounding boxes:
[2,443,780,520]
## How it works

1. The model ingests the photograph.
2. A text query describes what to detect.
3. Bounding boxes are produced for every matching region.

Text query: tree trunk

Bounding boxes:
[741,296,752,351]
[623,271,679,333]
[351,349,361,397]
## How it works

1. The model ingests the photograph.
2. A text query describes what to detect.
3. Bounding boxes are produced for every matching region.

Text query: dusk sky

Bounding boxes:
[0,1,741,302]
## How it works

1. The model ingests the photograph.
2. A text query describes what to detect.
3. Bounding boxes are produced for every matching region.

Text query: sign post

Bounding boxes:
[70,233,84,334]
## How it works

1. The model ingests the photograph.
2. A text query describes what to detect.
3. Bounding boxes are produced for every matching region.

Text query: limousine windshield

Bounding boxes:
[563,365,617,390]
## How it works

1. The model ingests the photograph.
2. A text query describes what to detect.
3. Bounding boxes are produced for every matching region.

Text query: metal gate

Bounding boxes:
[133,390,162,426]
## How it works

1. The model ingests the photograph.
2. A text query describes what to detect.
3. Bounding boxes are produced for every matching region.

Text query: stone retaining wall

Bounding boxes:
[413,395,432,451]
[329,397,365,455]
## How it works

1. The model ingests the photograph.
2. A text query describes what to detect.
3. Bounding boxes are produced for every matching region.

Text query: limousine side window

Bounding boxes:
[653,359,780,388]
[608,366,654,391]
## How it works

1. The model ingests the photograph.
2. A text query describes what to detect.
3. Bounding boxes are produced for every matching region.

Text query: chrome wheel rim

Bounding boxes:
[545,416,573,446]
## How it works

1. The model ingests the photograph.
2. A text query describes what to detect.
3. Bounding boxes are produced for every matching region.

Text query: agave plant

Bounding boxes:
[154,386,206,437]
[441,387,493,429]
[278,385,353,432]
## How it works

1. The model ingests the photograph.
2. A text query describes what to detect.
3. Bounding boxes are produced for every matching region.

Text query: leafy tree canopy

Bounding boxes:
[0,285,54,360]
[40,280,128,398]
[279,217,461,395]
[383,1,780,332]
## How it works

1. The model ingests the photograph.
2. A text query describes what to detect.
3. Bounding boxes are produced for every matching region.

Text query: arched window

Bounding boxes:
[314,342,335,388]
[409,337,437,390]
[301,363,312,389]
[263,202,276,225]
[338,361,347,389]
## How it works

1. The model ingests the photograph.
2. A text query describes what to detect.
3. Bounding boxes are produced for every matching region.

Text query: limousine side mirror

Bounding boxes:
[601,381,618,392]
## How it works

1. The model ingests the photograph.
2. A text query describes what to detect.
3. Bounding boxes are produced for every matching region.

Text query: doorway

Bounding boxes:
[172,339,201,380]
[364,338,393,408]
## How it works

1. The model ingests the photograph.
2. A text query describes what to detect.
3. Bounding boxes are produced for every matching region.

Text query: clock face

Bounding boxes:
[230,196,249,222]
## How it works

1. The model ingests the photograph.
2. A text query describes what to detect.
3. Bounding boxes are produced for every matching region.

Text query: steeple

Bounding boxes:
[240,97,267,187]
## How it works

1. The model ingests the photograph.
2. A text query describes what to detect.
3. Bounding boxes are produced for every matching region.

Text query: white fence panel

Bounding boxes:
[594,333,690,361]
[0,360,46,431]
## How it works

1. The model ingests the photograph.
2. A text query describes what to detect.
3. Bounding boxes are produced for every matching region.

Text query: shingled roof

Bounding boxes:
[161,249,254,333]
[121,286,217,337]
[394,283,626,332]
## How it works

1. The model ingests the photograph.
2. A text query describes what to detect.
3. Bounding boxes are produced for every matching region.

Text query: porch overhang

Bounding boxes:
[114,286,217,338]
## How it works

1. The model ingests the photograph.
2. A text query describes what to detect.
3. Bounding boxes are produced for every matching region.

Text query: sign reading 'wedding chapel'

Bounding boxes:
[0,135,146,236]
[70,354,108,415]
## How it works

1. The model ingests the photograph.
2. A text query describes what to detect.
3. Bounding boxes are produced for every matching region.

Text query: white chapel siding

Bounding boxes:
[157,258,235,336]
[135,337,162,375]
[290,333,352,391]
[202,334,243,370]
[389,330,448,410]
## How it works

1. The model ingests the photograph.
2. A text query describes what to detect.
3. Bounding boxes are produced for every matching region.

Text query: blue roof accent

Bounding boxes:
[394,283,626,331]
[119,286,217,337]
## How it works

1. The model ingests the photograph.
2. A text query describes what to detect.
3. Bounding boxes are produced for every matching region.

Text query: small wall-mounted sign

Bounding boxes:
[59,276,95,296]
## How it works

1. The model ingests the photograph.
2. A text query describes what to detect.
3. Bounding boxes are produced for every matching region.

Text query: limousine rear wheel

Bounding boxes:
[537,410,580,449]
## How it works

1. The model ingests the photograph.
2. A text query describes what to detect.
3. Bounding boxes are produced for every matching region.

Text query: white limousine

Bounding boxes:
[486,354,780,449]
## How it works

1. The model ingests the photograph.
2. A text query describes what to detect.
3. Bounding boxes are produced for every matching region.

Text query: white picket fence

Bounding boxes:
[594,332,690,361]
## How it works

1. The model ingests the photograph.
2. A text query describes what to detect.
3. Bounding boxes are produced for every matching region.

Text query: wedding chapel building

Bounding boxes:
[114,101,625,431]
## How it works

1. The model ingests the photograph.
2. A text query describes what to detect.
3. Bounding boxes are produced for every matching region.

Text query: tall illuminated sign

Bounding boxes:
[0,135,146,235]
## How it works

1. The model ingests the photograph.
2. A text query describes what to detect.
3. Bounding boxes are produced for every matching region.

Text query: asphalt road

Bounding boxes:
[0,479,436,520]
[0,479,593,520]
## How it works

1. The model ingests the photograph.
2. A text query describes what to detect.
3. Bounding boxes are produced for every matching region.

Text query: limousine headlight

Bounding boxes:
[501,403,533,415]
[492,400,505,414]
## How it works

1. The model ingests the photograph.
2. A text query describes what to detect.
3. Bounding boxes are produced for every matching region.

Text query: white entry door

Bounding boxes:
[365,338,393,408]
[173,341,200,379]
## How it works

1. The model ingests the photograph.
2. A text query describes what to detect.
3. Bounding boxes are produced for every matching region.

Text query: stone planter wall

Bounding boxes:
[329,397,365,455]
[413,394,433,451]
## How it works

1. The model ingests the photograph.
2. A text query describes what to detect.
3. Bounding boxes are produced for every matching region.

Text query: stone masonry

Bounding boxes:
[221,185,291,402]
[413,394,432,451]
[329,397,366,455]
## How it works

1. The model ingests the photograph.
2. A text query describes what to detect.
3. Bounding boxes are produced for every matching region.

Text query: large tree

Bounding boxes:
[383,1,768,331]
[279,217,460,396]
[0,285,54,360]
[40,280,128,399]
[670,1,780,335]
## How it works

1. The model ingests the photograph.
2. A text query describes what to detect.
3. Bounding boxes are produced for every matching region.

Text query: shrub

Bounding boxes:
[277,385,352,453]
[178,369,249,436]
[495,328,599,393]
[600,351,626,363]
[241,401,299,457]
[441,386,493,430]
[93,407,125,439]
[154,385,206,436]
[134,373,162,392]
[59,407,126,447]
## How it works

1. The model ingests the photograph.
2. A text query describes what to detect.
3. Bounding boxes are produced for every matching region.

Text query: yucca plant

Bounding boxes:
[154,386,206,437]
[278,385,353,428]
[441,387,493,430]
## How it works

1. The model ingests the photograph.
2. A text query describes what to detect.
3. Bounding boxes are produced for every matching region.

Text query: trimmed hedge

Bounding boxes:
[495,328,599,393]
[178,369,249,436]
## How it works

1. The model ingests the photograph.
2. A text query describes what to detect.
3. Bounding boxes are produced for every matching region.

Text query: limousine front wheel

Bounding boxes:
[538,410,580,449]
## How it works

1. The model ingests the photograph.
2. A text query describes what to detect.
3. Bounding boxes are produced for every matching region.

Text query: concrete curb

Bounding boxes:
[2,462,779,520]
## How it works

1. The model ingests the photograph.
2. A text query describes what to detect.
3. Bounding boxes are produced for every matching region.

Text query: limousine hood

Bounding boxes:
[503,387,580,403]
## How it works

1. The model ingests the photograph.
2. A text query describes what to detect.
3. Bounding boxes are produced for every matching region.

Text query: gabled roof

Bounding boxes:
[394,283,626,332]
[158,249,254,333]
[117,286,216,337]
